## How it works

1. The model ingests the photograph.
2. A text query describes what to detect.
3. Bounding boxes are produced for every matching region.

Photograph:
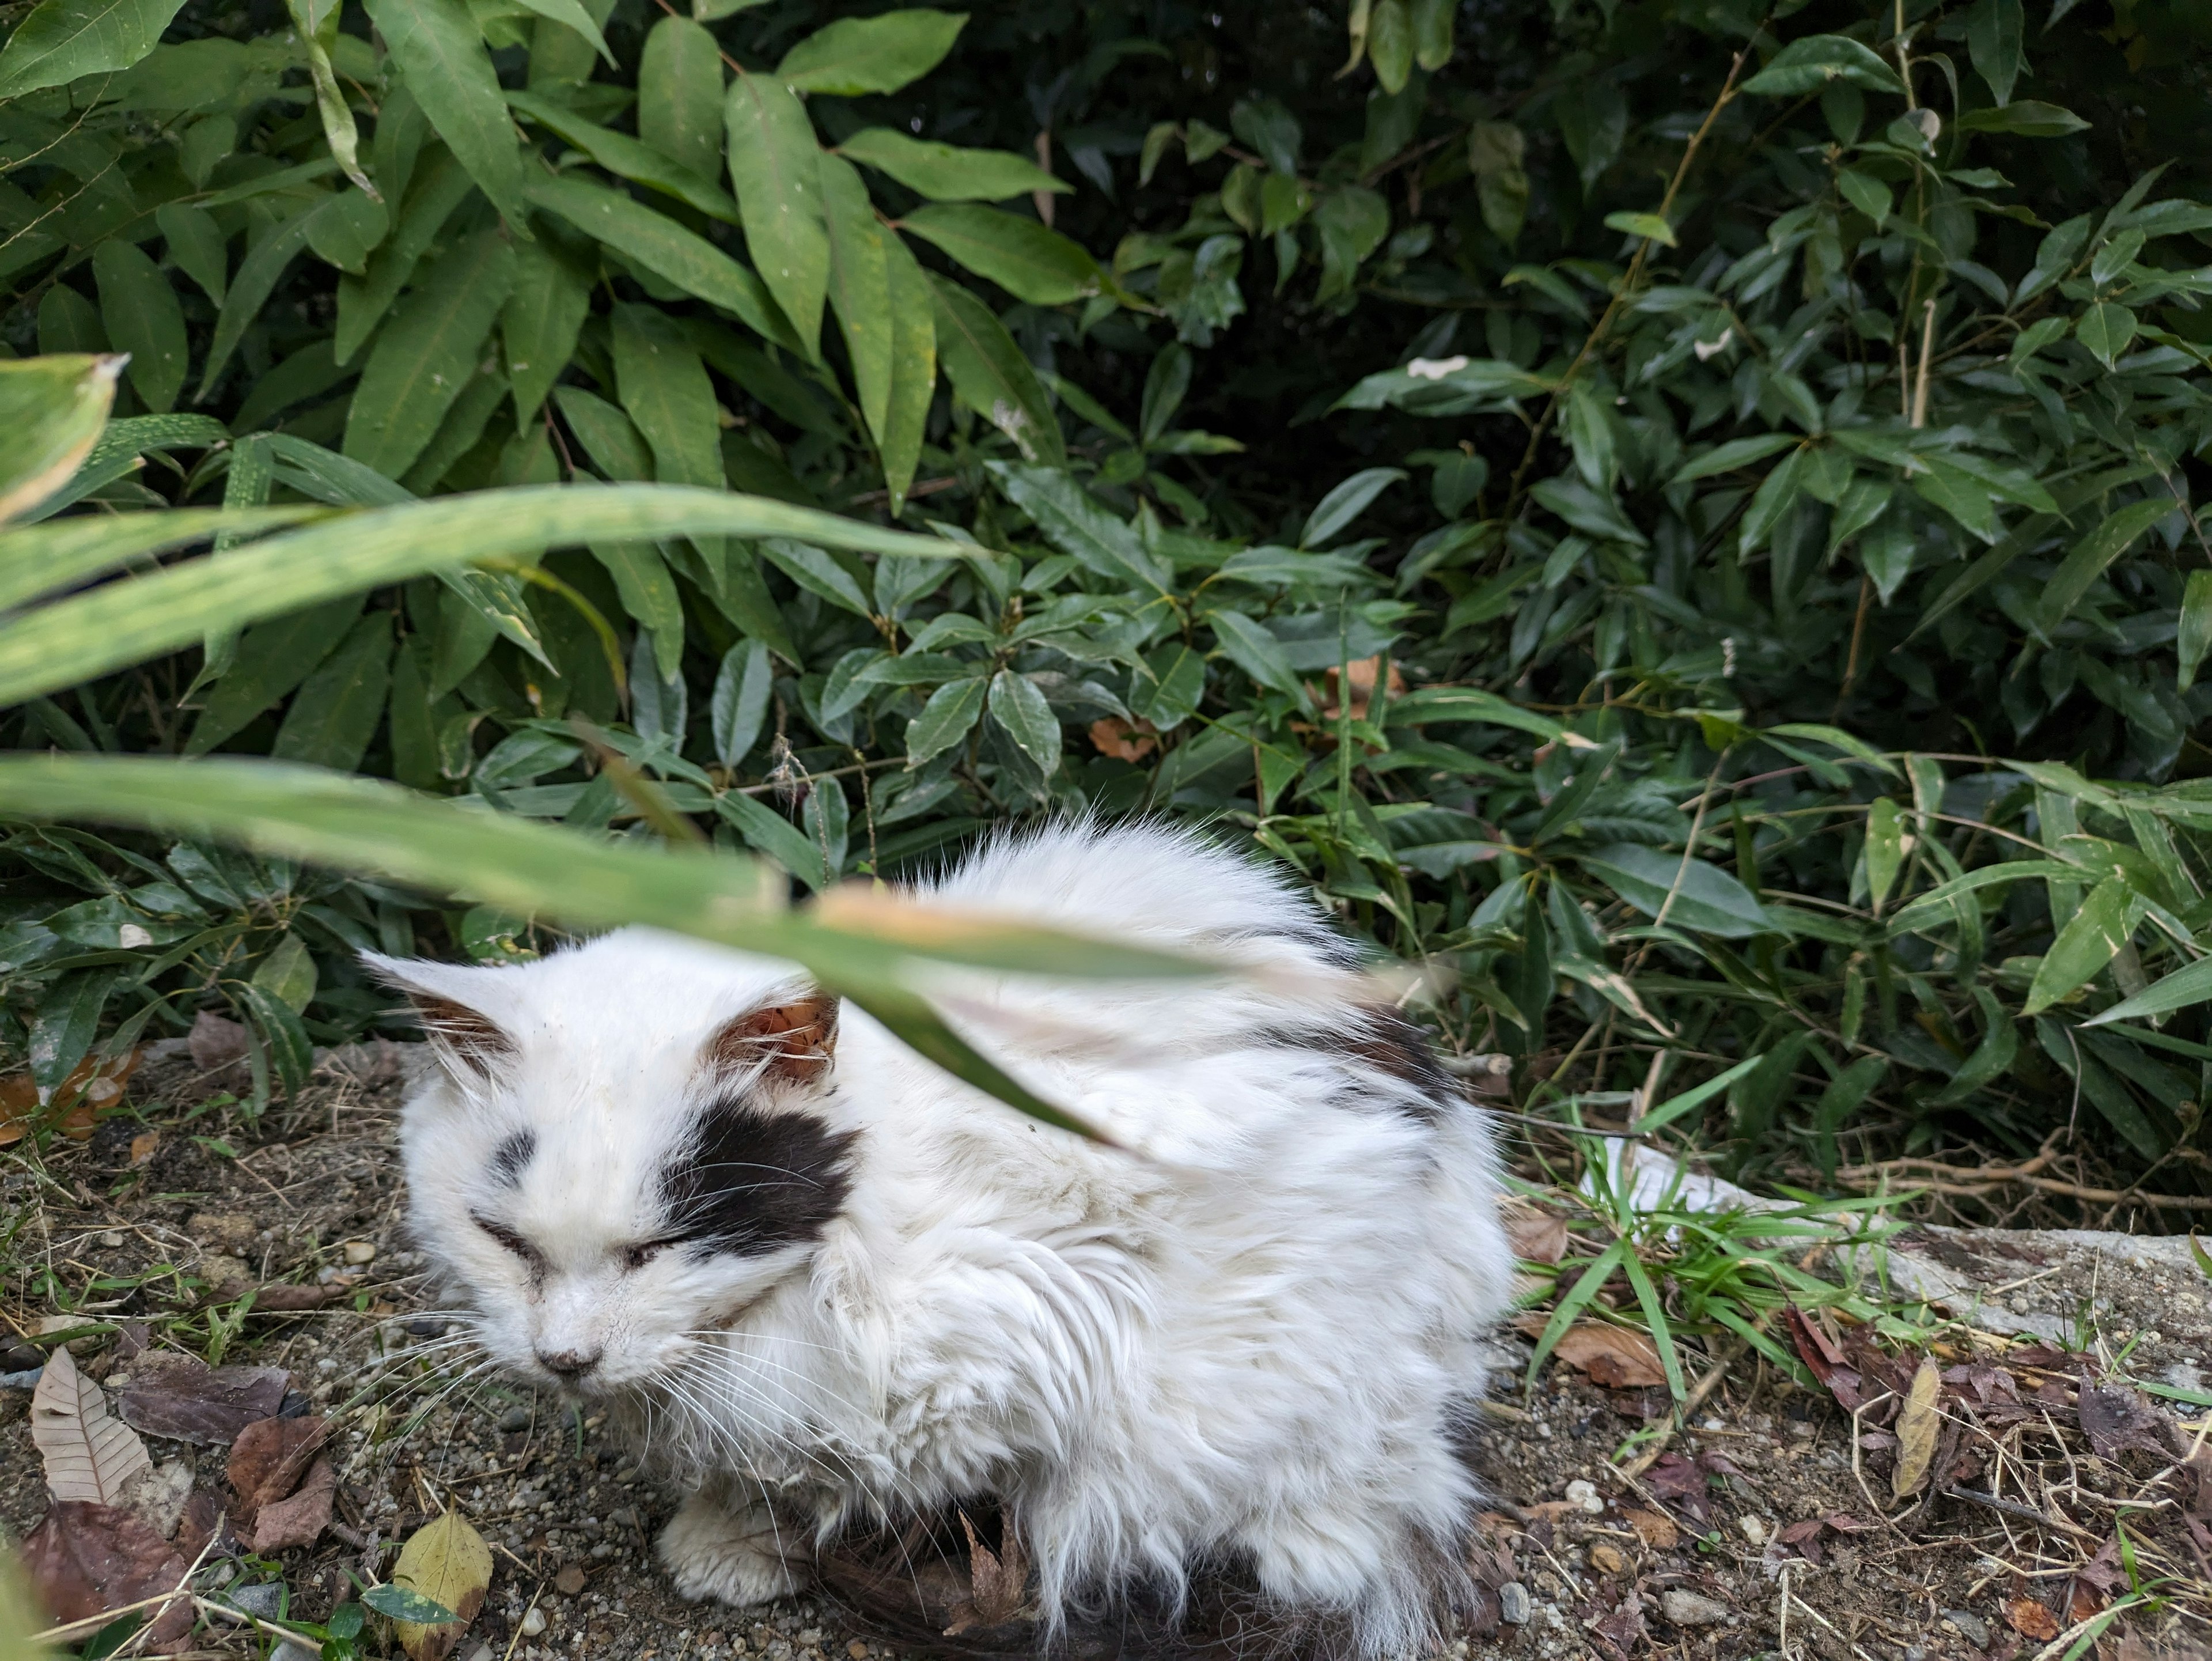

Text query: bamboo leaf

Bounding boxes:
[342,229,517,480]
[776,8,965,95]
[639,16,725,186]
[91,241,187,413]
[877,229,936,513]
[900,204,1105,306]
[820,152,894,447]
[0,354,123,524]
[725,71,829,357]
[929,275,1061,464]
[362,0,532,233]
[837,127,1067,202]
[2022,876,2132,1016]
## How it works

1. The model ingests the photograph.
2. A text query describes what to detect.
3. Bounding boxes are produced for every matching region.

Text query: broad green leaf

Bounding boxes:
[506,90,741,223]
[185,596,363,754]
[820,152,894,448]
[710,638,773,766]
[0,354,123,524]
[2023,876,2131,1016]
[2083,952,2212,1028]
[1130,641,1205,730]
[525,175,798,354]
[1366,0,1411,93]
[906,676,988,765]
[502,235,594,430]
[342,229,517,480]
[1206,608,1306,701]
[592,542,684,675]
[725,71,829,357]
[1410,0,1452,69]
[2075,301,2138,368]
[0,505,320,614]
[0,485,960,707]
[335,150,478,367]
[611,304,720,487]
[1740,34,1905,97]
[1300,467,1404,548]
[1389,686,1575,744]
[271,611,392,771]
[776,8,965,96]
[202,208,318,395]
[156,203,227,305]
[639,16,725,186]
[1967,0,2023,107]
[1955,100,2088,136]
[988,464,1167,592]
[930,277,1063,465]
[508,0,612,65]
[2179,570,2212,692]
[1864,797,1907,914]
[1578,843,1777,939]
[1603,211,1676,247]
[900,205,1105,307]
[362,0,532,232]
[303,190,389,276]
[987,669,1060,775]
[761,538,872,615]
[1313,184,1390,300]
[1837,168,1892,228]
[1530,476,1645,547]
[1672,434,1800,483]
[2037,497,2171,634]
[837,128,1067,202]
[877,230,935,514]
[0,0,188,99]
[555,386,651,480]
[91,245,182,417]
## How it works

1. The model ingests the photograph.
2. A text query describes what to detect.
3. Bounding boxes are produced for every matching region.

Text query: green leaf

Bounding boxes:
[987,669,1060,775]
[776,8,965,95]
[556,387,651,480]
[362,1585,459,1626]
[877,231,936,514]
[2076,301,2138,369]
[525,175,798,354]
[507,0,611,64]
[1967,0,2024,107]
[1740,34,1906,97]
[1410,0,1452,69]
[1578,843,1777,938]
[2023,876,2132,1016]
[0,0,188,99]
[1206,608,1306,701]
[342,229,517,481]
[251,929,319,1013]
[90,246,184,417]
[1672,434,1801,484]
[0,484,958,707]
[987,464,1167,591]
[335,152,478,368]
[2084,952,2212,1028]
[1603,210,1676,247]
[2037,496,2171,634]
[1130,641,1205,729]
[156,203,227,305]
[502,235,594,430]
[202,209,319,395]
[287,0,376,197]
[304,190,391,277]
[1864,797,1907,914]
[591,542,683,675]
[639,16,725,187]
[2179,570,2212,692]
[0,354,123,525]
[506,90,741,223]
[362,0,532,233]
[1300,467,1404,548]
[611,304,720,488]
[1313,185,1390,301]
[725,70,830,357]
[930,277,1063,465]
[906,675,988,765]
[1836,168,1893,229]
[761,538,873,616]
[900,205,1105,307]
[710,638,773,766]
[1530,475,1646,547]
[1955,100,2088,136]
[269,610,393,771]
[838,128,1067,202]
[1366,0,1411,94]
[820,152,894,449]
[1389,686,1573,744]
[185,596,363,754]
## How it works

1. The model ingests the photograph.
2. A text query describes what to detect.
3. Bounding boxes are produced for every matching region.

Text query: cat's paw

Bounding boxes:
[658,1494,808,1607]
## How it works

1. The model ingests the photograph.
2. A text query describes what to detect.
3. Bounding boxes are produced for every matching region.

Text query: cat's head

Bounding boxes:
[368,931,857,1398]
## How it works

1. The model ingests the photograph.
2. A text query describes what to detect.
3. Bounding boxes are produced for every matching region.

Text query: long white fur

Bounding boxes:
[382,823,1516,1655]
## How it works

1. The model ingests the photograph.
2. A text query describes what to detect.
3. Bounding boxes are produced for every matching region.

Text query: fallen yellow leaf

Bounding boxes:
[393,1509,493,1661]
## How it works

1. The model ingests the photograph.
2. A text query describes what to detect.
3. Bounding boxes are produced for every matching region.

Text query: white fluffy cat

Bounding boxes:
[377,823,1515,1655]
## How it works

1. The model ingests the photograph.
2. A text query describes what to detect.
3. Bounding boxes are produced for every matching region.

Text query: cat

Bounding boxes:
[375,822,1516,1656]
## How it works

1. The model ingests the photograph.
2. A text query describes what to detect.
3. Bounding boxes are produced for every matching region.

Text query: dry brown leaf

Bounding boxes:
[1087,716,1158,762]
[32,1344,152,1505]
[944,1513,1029,1633]
[122,1353,289,1444]
[1503,1207,1570,1266]
[228,1414,332,1524]
[1891,1356,1942,1500]
[1623,1508,1679,1550]
[393,1509,494,1661]
[251,1458,335,1553]
[2006,1598,2060,1641]
[128,1130,161,1166]
[19,1500,193,1654]
[1551,1321,1669,1389]
[1313,655,1406,721]
[188,1009,252,1072]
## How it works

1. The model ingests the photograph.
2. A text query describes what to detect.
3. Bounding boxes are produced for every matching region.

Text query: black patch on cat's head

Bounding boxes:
[657,1097,857,1257]
[487,1130,536,1188]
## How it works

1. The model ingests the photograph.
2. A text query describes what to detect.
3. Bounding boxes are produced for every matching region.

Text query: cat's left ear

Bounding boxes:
[362,952,516,1077]
[702,989,839,1088]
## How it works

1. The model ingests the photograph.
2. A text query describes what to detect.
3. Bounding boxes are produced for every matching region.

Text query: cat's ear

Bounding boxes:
[702,989,839,1089]
[362,953,516,1076]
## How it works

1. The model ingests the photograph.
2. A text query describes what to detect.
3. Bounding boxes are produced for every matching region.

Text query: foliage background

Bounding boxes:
[5,0,2212,1206]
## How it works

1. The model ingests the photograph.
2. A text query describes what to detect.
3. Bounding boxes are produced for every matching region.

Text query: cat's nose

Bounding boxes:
[536,1345,602,1380]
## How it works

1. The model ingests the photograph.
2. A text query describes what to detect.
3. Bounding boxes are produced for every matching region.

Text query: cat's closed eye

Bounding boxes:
[472,1210,544,1273]
[620,1239,682,1272]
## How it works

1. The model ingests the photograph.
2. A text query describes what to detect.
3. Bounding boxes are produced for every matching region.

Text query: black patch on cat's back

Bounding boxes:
[487,1130,536,1187]
[659,1097,858,1256]
[1328,1009,1459,1121]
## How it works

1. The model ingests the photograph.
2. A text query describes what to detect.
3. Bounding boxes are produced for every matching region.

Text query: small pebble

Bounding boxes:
[1945,1611,1990,1648]
[98,1231,123,1248]
[342,1239,377,1265]
[555,1564,587,1595]
[1499,1583,1531,1625]
[1662,1590,1730,1628]
[1738,1515,1767,1545]
[847,1644,870,1659]
[500,1405,533,1432]
[520,1607,548,1638]
[1563,1478,1602,1515]
[408,1317,447,1338]
[271,1642,319,1661]
[1588,1544,1623,1575]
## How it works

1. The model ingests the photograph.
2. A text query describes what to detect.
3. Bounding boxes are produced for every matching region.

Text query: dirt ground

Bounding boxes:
[3,1053,2207,1661]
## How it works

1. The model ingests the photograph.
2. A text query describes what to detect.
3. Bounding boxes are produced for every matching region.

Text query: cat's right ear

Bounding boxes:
[362,953,516,1077]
